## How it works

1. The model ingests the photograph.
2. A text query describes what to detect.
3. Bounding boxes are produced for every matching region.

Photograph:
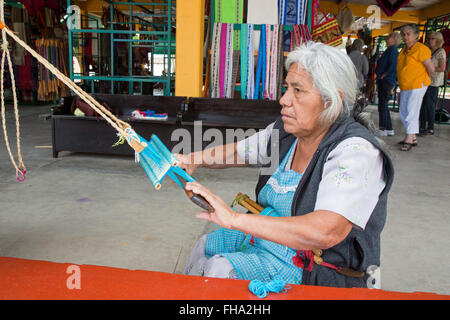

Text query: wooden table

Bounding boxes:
[0,257,448,300]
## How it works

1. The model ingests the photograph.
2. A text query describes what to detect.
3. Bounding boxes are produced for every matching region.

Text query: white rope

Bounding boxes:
[0,2,25,180]
[0,0,144,180]
[1,25,129,135]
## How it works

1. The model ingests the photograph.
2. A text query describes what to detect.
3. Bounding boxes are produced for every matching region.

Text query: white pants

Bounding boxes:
[184,235,238,279]
[399,84,428,134]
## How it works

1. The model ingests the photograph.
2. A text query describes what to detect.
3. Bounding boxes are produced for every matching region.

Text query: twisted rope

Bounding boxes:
[0,4,25,180]
[0,1,144,180]
[0,22,130,135]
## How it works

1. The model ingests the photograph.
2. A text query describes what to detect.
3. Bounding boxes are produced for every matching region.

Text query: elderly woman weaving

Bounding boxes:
[178,42,394,288]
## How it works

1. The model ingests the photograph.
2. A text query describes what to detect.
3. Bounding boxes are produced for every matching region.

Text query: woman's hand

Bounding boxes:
[185,182,238,229]
[174,153,200,176]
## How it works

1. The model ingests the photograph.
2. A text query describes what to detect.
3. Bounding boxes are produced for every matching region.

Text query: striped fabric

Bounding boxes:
[278,0,308,25]
[311,0,343,47]
[205,139,304,284]
[311,18,343,47]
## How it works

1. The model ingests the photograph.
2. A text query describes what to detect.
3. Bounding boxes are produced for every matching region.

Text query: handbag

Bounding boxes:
[311,0,343,47]
[435,108,450,122]
[336,5,354,34]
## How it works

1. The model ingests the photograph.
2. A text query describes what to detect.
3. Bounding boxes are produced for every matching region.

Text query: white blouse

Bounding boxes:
[236,122,386,230]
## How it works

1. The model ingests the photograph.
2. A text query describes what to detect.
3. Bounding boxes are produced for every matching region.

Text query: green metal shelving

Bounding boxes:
[67,0,175,96]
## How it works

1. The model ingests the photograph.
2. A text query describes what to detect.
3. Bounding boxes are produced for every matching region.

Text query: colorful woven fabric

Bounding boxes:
[205,139,304,284]
[311,0,342,47]
[312,18,343,47]
[215,0,243,50]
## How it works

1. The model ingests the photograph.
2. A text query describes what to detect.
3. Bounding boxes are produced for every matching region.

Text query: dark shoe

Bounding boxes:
[398,139,417,146]
[400,143,413,151]
[427,129,434,136]
[418,129,427,137]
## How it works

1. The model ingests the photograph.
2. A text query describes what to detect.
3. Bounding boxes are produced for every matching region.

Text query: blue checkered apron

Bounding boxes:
[205,139,303,284]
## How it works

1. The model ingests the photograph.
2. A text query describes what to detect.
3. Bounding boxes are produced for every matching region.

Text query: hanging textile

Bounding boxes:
[376,0,411,17]
[237,24,256,100]
[262,24,282,101]
[247,0,278,49]
[211,23,234,99]
[36,39,70,101]
[269,24,280,101]
[264,25,272,99]
[223,23,234,98]
[210,23,221,98]
[276,25,284,100]
[278,0,307,25]
[230,49,240,97]
[240,24,248,99]
[290,24,312,50]
[203,6,212,97]
[336,5,354,34]
[246,24,255,99]
[279,0,308,52]
[210,20,283,100]
[215,0,243,23]
[311,0,343,47]
[215,0,243,50]
[254,24,266,100]
[219,23,228,98]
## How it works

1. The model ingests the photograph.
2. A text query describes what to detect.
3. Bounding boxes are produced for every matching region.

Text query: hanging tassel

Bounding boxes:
[112,132,125,147]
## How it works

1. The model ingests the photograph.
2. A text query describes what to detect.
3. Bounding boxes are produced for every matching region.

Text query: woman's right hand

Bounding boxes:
[174,153,200,176]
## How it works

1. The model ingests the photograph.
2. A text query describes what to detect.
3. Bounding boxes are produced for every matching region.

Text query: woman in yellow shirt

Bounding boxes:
[397,24,435,151]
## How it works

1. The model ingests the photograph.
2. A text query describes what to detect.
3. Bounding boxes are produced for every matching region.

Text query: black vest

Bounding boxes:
[255,116,395,288]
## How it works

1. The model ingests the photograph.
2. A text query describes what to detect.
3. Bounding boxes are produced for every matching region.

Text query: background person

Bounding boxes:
[348,38,369,94]
[376,32,401,136]
[177,42,394,289]
[397,24,435,151]
[419,31,447,136]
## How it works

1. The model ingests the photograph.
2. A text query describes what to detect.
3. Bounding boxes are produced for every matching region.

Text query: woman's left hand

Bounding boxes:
[185,182,238,229]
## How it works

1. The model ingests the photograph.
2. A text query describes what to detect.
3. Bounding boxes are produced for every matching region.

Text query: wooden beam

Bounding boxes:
[320,1,421,24]
[73,0,170,15]
[419,1,450,20]
[371,21,409,38]
[1,257,449,300]
[371,23,393,38]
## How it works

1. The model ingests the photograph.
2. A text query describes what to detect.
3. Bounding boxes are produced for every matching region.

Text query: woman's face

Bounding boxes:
[279,63,325,138]
[428,35,440,49]
[386,34,395,46]
[401,28,417,47]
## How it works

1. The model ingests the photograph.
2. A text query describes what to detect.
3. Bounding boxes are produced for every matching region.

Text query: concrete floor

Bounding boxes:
[1,102,449,296]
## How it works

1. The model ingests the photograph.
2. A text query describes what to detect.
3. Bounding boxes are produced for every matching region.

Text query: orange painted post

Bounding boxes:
[175,0,205,97]
[0,257,449,300]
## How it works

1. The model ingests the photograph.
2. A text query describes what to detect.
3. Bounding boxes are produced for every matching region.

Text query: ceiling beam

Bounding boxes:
[320,1,421,24]
[371,21,409,37]
[418,1,450,20]
[73,0,169,15]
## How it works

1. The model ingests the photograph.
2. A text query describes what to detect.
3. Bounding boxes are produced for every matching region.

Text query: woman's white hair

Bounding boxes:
[388,31,402,46]
[285,41,358,126]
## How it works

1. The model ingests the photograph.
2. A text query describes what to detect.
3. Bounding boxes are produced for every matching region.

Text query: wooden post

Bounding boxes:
[175,0,205,97]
